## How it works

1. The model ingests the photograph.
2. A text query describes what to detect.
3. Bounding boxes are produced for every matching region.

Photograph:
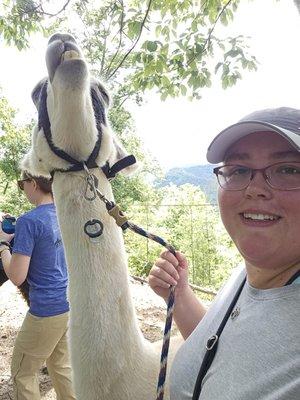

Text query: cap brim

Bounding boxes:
[206,121,300,164]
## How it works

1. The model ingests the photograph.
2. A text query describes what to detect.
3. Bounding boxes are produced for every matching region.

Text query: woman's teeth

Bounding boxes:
[243,213,279,221]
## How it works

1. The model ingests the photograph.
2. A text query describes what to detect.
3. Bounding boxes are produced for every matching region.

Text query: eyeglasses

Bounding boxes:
[213,162,300,191]
[17,178,31,191]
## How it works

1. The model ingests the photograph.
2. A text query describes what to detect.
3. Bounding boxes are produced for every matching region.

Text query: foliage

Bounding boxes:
[126,184,241,290]
[0,92,32,215]
[72,0,257,101]
[0,0,41,50]
[0,0,72,50]
[0,93,32,181]
[0,172,32,215]
[157,164,218,203]
[107,98,162,212]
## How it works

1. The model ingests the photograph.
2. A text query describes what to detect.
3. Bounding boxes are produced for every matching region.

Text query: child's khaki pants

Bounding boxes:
[11,311,76,400]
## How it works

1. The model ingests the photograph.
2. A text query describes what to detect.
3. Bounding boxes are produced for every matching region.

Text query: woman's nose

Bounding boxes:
[244,170,273,199]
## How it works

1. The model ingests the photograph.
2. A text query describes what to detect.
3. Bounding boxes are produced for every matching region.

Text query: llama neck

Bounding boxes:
[53,171,148,377]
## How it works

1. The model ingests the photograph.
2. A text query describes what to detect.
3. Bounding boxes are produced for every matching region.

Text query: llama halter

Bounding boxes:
[82,163,177,400]
[38,80,136,178]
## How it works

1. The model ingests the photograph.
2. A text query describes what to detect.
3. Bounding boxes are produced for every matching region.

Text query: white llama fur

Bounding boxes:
[22,33,181,399]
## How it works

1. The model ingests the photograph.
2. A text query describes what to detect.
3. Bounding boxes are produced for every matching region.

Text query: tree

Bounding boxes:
[0,91,32,214]
[0,92,31,181]
[0,0,72,50]
[125,184,241,290]
[108,95,163,210]
[72,0,258,101]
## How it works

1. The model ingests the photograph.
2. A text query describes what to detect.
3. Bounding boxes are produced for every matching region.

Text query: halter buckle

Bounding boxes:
[108,204,128,228]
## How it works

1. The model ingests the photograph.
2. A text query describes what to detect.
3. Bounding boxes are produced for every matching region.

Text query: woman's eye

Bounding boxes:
[277,165,300,174]
[230,167,249,176]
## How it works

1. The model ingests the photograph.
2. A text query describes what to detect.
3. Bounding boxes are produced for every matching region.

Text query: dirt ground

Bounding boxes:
[0,278,179,400]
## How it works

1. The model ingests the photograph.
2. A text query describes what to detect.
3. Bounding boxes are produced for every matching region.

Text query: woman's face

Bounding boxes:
[218,131,300,271]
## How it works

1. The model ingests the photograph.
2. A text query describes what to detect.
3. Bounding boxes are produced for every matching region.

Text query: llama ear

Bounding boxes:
[31,78,47,109]
[97,83,110,107]
[91,78,110,108]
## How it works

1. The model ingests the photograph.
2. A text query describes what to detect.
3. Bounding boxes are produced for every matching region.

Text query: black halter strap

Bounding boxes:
[101,155,137,180]
[38,81,136,178]
[38,81,103,172]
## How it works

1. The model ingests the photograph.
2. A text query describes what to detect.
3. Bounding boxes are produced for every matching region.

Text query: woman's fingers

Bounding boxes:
[150,264,178,286]
[160,250,179,266]
[148,250,189,300]
[160,250,188,269]
[175,251,188,269]
[156,257,179,279]
[148,274,171,289]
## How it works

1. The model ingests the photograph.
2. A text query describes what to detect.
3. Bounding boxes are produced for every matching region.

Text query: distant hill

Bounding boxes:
[156,164,218,203]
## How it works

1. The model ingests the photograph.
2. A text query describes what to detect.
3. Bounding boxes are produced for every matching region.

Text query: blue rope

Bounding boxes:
[122,222,177,400]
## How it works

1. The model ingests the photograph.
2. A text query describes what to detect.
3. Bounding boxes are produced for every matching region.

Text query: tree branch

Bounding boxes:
[37,0,72,18]
[104,0,126,78]
[100,11,115,75]
[187,0,233,66]
[107,0,153,81]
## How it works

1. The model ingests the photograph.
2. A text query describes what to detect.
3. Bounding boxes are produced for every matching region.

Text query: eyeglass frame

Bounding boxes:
[213,161,300,191]
[17,178,32,191]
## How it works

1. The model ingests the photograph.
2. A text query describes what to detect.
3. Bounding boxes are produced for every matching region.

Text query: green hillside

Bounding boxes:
[156,164,218,203]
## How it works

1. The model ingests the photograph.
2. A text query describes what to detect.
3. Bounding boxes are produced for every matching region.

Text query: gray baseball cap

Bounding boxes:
[206,107,300,164]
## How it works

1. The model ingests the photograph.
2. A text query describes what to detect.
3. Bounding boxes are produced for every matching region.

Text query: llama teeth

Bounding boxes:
[62,50,80,61]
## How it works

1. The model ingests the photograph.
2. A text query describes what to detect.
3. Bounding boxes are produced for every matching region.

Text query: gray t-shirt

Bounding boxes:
[170,266,300,400]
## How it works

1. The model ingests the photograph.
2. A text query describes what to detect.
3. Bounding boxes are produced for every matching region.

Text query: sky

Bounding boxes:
[0,0,300,170]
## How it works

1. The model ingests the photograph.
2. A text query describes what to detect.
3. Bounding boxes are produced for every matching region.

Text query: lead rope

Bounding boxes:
[83,165,176,400]
[123,221,176,400]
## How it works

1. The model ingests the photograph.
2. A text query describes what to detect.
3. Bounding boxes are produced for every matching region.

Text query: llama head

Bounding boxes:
[22,33,137,178]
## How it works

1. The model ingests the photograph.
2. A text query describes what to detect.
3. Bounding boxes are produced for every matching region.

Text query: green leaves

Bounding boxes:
[70,0,257,102]
[0,0,71,50]
[124,184,241,290]
[145,40,158,52]
[213,36,258,89]
[0,92,32,216]
[2,0,258,100]
[127,20,143,40]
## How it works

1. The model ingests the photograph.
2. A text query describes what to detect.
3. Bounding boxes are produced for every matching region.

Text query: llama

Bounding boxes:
[21,33,180,400]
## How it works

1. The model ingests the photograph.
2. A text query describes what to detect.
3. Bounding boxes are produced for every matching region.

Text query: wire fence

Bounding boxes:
[123,202,240,293]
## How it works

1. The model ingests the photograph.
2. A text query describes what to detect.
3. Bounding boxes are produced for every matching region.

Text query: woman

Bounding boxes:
[149,107,300,399]
[0,171,75,400]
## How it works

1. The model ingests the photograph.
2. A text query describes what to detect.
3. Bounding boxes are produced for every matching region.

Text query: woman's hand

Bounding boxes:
[149,250,207,339]
[148,250,189,301]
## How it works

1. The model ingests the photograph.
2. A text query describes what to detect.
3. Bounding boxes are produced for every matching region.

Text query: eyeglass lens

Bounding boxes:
[215,162,300,190]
